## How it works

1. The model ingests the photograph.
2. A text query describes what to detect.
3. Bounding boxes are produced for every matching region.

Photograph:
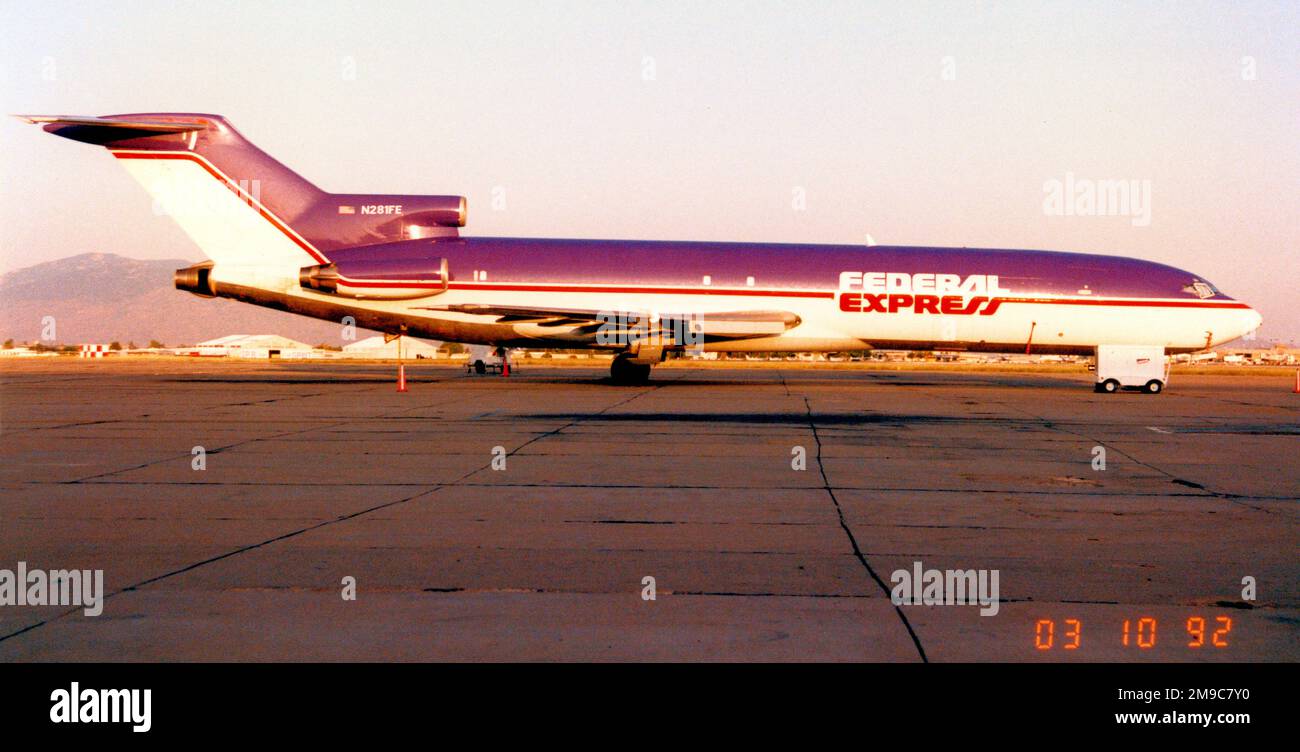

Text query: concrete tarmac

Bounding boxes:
[1,359,1295,661]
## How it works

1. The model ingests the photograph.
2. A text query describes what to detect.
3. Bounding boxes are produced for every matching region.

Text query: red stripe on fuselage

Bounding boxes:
[444,283,834,297]
[439,286,1245,309]
[338,280,445,288]
[995,296,1251,310]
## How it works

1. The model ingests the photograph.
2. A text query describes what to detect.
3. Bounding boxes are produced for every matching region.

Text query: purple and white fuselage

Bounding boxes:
[24,113,1262,383]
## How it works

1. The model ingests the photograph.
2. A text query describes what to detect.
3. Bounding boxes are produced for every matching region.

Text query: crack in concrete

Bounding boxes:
[0,379,668,647]
[801,396,929,663]
[998,402,1284,513]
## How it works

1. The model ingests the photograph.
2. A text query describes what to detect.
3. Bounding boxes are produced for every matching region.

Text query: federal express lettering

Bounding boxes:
[837,272,1010,316]
[0,562,103,616]
[50,682,151,733]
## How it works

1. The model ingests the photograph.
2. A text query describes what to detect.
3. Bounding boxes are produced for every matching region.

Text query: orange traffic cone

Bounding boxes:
[1293,368,1299,394]
[397,364,408,392]
[502,361,510,377]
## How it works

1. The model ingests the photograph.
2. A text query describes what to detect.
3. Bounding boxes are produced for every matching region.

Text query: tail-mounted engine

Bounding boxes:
[299,242,449,300]
[321,194,466,248]
[174,261,216,297]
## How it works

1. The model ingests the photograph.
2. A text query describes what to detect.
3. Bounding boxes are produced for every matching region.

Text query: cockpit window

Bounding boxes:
[1181,279,1218,299]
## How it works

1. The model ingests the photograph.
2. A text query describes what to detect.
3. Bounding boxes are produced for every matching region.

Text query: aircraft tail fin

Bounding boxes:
[20,113,466,276]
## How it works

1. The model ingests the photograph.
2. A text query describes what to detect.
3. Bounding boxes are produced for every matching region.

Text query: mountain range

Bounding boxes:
[0,253,371,345]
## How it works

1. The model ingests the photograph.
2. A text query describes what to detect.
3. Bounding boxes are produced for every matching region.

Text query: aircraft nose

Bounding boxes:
[1243,307,1263,337]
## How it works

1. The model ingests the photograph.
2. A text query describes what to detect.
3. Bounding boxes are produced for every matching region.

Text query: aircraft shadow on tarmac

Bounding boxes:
[163,378,406,384]
[159,371,1076,390]
[513,412,1029,426]
[531,375,1068,388]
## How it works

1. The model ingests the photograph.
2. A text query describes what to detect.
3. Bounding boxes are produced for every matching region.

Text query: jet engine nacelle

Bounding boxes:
[174,262,216,298]
[326,194,467,244]
[299,257,448,300]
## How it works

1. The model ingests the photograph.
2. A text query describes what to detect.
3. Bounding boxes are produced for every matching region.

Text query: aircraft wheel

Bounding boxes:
[611,355,651,384]
[474,359,486,374]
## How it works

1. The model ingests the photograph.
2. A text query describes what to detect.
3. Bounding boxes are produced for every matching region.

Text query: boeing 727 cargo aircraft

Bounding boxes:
[21,113,1263,385]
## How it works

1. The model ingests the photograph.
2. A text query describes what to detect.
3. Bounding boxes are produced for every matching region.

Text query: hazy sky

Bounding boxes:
[2,1,1297,339]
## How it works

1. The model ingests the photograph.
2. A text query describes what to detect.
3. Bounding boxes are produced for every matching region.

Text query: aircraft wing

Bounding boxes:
[422,303,800,340]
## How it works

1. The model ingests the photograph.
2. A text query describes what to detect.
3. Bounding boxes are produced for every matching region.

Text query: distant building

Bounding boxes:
[78,344,112,358]
[186,334,316,358]
[0,346,57,358]
[341,335,442,359]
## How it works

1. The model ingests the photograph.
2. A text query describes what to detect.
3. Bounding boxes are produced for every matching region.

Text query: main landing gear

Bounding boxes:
[610,353,653,384]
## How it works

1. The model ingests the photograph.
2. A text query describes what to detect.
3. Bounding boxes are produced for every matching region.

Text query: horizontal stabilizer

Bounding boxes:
[16,114,206,131]
[15,114,208,144]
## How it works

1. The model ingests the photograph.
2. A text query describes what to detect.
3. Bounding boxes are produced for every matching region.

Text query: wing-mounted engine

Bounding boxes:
[299,241,449,300]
